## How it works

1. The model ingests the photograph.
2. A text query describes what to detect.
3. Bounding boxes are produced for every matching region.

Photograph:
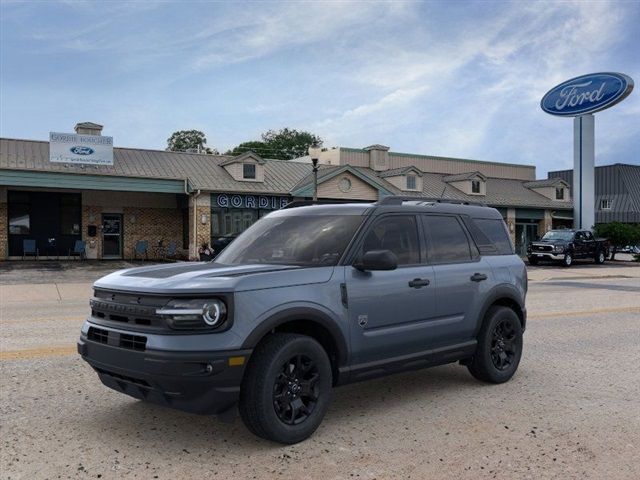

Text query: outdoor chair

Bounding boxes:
[22,239,39,260]
[133,240,149,260]
[69,240,86,260]
[165,241,178,259]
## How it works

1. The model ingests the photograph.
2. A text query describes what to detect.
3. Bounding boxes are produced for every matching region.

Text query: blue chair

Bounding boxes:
[133,240,149,260]
[165,241,178,259]
[69,240,86,260]
[22,239,39,260]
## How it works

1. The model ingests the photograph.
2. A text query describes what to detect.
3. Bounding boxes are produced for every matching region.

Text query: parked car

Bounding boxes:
[78,198,527,444]
[527,229,609,267]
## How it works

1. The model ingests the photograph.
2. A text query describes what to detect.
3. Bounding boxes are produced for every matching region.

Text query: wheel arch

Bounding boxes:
[475,285,526,334]
[241,307,348,385]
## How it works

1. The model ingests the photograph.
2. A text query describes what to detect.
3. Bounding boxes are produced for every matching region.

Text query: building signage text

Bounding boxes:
[541,72,634,117]
[49,132,114,165]
[213,193,289,210]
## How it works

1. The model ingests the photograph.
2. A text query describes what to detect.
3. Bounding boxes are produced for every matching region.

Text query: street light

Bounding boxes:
[308,144,322,202]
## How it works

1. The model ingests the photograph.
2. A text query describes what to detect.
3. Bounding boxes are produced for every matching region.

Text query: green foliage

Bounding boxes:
[167,130,217,154]
[225,141,269,157]
[594,222,640,260]
[226,128,323,160]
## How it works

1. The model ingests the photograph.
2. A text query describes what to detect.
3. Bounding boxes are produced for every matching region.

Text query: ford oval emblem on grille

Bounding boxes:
[70,146,95,155]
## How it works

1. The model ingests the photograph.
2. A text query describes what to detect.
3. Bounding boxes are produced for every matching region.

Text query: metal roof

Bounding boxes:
[443,171,487,182]
[0,138,311,195]
[523,178,568,188]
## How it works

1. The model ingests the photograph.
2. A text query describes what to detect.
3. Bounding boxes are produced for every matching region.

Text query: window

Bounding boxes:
[243,163,256,179]
[215,215,364,267]
[471,180,481,194]
[468,218,513,255]
[406,175,417,190]
[600,199,611,210]
[59,194,81,235]
[555,187,564,200]
[423,215,473,263]
[361,216,420,265]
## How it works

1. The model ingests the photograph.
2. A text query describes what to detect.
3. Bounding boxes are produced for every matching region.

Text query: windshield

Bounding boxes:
[541,231,574,241]
[215,214,364,267]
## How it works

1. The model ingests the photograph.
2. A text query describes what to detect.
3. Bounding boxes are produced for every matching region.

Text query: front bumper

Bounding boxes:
[78,329,251,416]
[528,252,566,261]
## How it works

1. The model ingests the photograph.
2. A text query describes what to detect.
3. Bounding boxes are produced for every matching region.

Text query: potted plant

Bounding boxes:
[198,242,214,261]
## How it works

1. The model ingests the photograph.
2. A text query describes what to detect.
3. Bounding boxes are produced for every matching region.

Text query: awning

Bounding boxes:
[551,211,573,220]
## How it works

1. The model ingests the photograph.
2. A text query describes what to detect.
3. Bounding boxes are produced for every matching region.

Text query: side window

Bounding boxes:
[584,231,593,241]
[361,216,420,265]
[575,232,583,241]
[422,215,473,263]
[470,218,514,255]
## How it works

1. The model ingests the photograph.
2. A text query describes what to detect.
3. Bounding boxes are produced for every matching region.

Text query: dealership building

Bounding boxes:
[0,122,574,261]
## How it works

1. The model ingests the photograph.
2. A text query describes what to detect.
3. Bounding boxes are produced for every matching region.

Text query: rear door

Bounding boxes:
[346,214,436,367]
[421,214,493,346]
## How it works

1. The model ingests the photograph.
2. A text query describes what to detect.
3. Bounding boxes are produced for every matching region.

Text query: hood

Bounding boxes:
[531,238,570,245]
[93,262,336,295]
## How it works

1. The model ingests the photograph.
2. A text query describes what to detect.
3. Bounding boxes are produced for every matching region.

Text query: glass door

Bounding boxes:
[102,214,122,259]
[515,222,539,256]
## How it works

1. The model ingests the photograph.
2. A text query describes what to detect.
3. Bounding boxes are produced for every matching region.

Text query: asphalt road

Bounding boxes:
[1,265,639,479]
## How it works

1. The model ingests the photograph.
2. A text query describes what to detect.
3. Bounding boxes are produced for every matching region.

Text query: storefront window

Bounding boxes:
[60,194,81,235]
[9,204,30,234]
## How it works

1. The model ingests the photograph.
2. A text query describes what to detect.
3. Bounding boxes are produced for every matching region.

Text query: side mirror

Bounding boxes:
[354,250,398,271]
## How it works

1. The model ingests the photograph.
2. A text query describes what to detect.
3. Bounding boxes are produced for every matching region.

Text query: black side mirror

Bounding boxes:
[354,250,398,271]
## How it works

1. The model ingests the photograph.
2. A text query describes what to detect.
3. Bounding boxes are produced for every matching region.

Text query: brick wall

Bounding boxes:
[188,194,211,260]
[122,207,183,260]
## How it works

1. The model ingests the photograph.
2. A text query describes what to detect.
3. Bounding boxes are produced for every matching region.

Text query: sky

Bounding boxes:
[1,0,638,177]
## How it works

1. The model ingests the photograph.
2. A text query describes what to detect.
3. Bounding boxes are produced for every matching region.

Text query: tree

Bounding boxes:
[167,130,217,154]
[226,128,323,160]
[225,141,269,157]
[593,222,640,260]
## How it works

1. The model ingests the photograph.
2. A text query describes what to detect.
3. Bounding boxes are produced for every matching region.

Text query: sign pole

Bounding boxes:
[573,114,595,229]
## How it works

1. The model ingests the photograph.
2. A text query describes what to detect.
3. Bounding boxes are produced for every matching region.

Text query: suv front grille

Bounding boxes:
[90,290,170,332]
[86,326,147,352]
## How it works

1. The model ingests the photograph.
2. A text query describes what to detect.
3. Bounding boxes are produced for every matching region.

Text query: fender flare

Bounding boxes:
[474,284,526,335]
[241,306,349,367]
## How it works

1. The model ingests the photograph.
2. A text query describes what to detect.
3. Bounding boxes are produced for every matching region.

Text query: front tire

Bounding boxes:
[595,250,606,264]
[562,253,573,267]
[468,306,523,384]
[527,256,538,266]
[239,333,332,444]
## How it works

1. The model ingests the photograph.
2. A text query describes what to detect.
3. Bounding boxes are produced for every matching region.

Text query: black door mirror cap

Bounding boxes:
[354,250,398,271]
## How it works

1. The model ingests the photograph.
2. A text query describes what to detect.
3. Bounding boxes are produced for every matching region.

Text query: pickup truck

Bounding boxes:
[527,229,609,267]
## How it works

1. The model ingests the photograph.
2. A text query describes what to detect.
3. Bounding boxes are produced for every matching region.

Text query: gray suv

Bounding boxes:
[78,197,527,444]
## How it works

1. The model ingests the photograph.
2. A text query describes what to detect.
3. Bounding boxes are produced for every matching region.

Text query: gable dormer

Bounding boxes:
[443,171,486,195]
[378,166,423,192]
[523,178,570,201]
[219,151,265,182]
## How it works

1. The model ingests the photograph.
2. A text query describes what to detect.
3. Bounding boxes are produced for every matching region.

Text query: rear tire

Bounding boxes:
[239,333,332,444]
[468,306,523,384]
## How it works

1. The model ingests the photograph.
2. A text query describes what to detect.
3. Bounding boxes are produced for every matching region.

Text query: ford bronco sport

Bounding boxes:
[78,197,527,444]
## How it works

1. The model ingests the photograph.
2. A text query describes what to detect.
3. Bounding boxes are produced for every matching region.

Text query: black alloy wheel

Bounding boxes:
[273,354,320,425]
[490,319,517,371]
[467,306,523,384]
[239,333,332,444]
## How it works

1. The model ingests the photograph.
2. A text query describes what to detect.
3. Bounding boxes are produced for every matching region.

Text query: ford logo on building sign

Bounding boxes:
[70,146,95,155]
[541,72,633,117]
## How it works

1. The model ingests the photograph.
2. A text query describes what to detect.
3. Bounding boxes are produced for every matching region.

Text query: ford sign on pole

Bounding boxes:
[49,132,114,166]
[540,72,634,230]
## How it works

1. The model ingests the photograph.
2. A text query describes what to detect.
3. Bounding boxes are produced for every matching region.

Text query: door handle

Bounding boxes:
[470,273,488,282]
[408,278,430,288]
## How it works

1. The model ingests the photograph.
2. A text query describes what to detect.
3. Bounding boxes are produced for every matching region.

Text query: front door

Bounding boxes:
[515,223,539,256]
[102,214,122,259]
[346,214,436,368]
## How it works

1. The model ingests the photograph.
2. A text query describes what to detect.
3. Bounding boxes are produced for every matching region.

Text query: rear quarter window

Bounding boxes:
[466,218,514,255]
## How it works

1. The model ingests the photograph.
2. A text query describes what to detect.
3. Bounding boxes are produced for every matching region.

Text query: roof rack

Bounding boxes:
[377,196,487,207]
[281,199,362,209]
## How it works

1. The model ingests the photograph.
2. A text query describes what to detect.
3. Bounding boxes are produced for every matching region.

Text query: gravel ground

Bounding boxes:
[1,265,639,479]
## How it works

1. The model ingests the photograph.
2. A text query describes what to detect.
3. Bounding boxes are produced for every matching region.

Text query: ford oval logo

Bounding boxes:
[541,72,634,117]
[70,146,95,155]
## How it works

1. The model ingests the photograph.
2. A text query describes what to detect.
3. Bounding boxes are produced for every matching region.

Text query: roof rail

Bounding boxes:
[377,196,487,207]
[281,199,361,209]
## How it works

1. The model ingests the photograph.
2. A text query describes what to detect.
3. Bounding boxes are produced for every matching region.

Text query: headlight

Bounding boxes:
[555,245,565,252]
[156,299,227,330]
